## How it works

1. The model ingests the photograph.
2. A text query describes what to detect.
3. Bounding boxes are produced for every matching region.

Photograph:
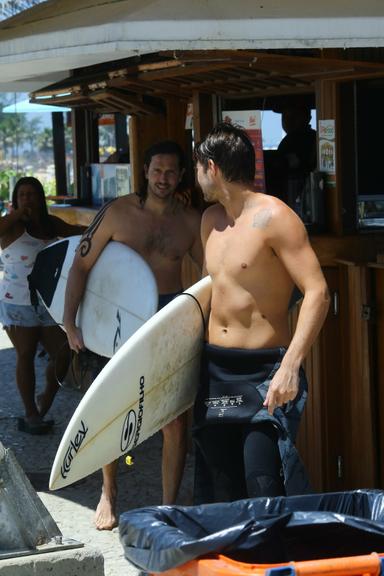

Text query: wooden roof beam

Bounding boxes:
[138,61,237,82]
[167,49,262,63]
[179,72,309,92]
[137,59,186,72]
[291,68,384,82]
[30,93,87,106]
[222,85,316,99]
[90,89,162,115]
[108,77,187,98]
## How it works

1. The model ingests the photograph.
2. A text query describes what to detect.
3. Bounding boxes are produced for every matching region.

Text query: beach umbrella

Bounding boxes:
[2,98,70,113]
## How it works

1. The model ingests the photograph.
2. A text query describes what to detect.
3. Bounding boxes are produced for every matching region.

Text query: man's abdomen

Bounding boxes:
[207,297,291,349]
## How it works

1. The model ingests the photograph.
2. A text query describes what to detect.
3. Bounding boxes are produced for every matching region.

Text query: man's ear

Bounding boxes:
[143,164,149,179]
[207,159,218,175]
[179,168,185,182]
[208,158,217,174]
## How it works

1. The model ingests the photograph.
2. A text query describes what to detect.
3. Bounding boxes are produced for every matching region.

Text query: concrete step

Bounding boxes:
[0,442,104,575]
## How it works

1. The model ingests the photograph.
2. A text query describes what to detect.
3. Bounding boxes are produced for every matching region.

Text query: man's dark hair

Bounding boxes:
[138,140,186,204]
[143,140,185,170]
[194,122,255,183]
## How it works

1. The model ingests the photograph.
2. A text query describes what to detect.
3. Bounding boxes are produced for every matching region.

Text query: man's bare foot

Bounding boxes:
[94,489,117,530]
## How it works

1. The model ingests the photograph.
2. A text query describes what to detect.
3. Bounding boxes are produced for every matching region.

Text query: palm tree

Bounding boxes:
[36,127,53,154]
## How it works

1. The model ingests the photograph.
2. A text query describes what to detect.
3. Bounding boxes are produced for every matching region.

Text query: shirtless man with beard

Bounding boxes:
[64,141,203,529]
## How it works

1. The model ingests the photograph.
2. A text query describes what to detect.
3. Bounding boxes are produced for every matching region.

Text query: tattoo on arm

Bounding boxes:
[252,209,272,229]
[78,200,115,257]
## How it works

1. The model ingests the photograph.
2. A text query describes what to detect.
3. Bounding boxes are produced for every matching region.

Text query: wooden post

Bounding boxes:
[72,109,99,199]
[296,266,344,492]
[192,92,215,143]
[72,109,87,198]
[114,113,129,159]
[166,97,188,147]
[340,262,377,488]
[128,114,167,194]
[52,111,67,196]
[315,80,342,236]
[374,266,384,486]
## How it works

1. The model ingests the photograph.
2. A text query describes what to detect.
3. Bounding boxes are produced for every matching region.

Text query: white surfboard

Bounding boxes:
[49,275,212,490]
[30,235,158,358]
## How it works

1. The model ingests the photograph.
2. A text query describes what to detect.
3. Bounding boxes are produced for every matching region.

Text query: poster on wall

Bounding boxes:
[185,102,193,129]
[91,164,131,206]
[221,110,265,192]
[319,119,336,175]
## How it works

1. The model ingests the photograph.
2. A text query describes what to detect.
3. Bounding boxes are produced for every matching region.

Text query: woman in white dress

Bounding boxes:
[0,177,85,434]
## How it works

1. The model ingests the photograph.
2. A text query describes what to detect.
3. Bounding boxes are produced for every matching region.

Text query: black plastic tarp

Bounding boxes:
[119,490,384,572]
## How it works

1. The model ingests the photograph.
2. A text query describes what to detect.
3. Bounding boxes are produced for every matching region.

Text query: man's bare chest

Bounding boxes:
[115,216,191,261]
[206,226,269,273]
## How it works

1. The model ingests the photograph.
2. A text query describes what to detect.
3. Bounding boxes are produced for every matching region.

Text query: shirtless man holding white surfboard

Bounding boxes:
[193,122,329,503]
[64,141,203,529]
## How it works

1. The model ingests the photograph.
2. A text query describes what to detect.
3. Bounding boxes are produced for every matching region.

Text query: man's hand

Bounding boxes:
[263,365,299,415]
[65,324,85,354]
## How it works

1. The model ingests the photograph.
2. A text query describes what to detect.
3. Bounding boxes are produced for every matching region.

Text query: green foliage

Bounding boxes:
[0,170,57,202]
[36,127,53,152]
[43,179,57,197]
[0,168,25,201]
[0,94,75,197]
[0,94,58,198]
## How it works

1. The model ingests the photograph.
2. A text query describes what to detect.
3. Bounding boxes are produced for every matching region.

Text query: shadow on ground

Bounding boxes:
[0,345,193,515]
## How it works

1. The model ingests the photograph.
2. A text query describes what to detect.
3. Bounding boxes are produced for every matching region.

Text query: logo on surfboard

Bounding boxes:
[60,419,88,479]
[121,375,145,453]
[113,309,122,354]
[121,410,137,452]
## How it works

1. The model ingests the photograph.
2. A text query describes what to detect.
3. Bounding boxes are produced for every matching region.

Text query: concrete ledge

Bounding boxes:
[48,205,98,227]
[0,547,104,575]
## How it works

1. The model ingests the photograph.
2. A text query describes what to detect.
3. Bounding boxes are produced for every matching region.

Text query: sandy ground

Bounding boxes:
[0,327,194,575]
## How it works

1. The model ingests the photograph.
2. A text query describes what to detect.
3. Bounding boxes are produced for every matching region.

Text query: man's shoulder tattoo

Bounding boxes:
[78,199,115,257]
[252,208,272,229]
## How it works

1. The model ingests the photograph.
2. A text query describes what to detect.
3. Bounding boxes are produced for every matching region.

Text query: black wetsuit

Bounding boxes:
[158,291,181,310]
[193,344,310,504]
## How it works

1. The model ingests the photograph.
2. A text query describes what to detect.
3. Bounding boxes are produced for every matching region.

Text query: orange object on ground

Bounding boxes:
[153,552,384,576]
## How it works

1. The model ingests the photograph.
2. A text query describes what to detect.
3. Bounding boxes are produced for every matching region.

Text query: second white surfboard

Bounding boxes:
[49,275,212,490]
[31,235,158,357]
